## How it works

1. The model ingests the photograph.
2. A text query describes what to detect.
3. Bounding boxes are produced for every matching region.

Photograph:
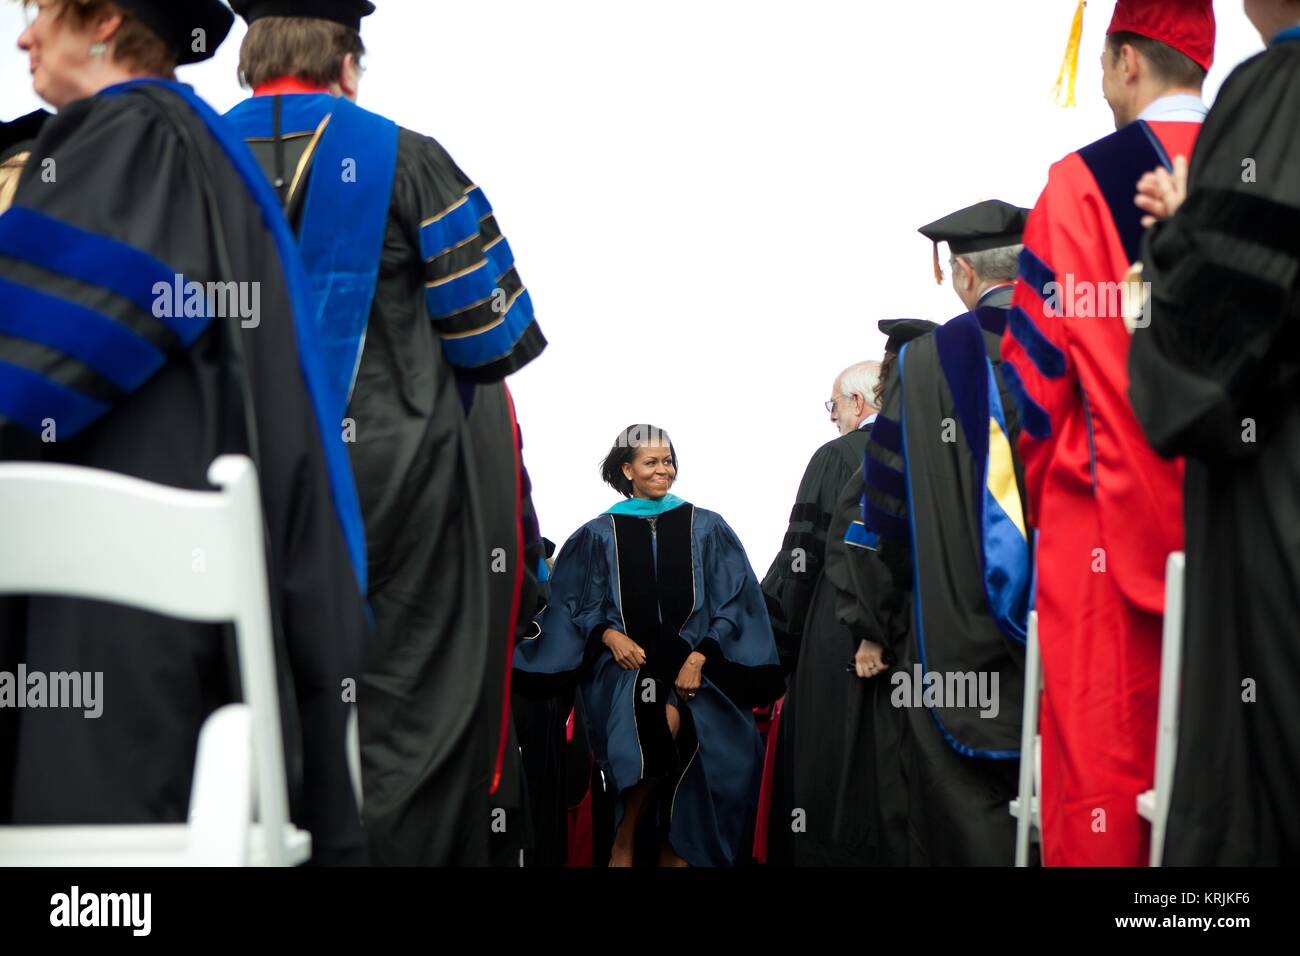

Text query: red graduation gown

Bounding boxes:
[1001,119,1199,866]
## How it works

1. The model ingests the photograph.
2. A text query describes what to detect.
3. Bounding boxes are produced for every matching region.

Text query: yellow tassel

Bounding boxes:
[1052,0,1086,108]
[932,242,944,285]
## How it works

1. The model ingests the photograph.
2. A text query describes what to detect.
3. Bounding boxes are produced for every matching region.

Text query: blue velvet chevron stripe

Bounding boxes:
[1016,246,1055,303]
[865,453,905,500]
[862,411,908,542]
[0,359,108,436]
[863,492,908,543]
[420,187,539,370]
[224,94,399,418]
[0,205,206,347]
[0,277,165,392]
[998,359,1051,440]
[868,413,902,454]
[418,187,492,261]
[110,79,368,591]
[1011,249,1067,380]
[1007,305,1066,380]
[0,207,205,435]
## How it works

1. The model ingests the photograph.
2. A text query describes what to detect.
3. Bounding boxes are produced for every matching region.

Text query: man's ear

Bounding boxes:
[956,256,973,288]
[1122,43,1141,83]
[339,52,360,100]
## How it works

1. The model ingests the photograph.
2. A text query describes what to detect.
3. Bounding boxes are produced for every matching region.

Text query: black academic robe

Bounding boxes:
[0,83,367,862]
[761,425,879,865]
[862,309,1028,866]
[232,100,547,864]
[1129,36,1300,866]
[467,381,549,865]
[822,463,911,866]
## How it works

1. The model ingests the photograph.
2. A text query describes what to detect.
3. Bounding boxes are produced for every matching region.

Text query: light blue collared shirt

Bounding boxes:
[1137,94,1208,124]
[860,413,878,430]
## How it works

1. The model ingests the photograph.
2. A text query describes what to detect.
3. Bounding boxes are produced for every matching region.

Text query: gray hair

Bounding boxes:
[960,243,1023,283]
[839,361,882,411]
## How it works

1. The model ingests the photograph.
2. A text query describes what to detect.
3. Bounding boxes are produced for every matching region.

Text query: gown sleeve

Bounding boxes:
[695,516,782,708]
[0,94,230,440]
[394,131,546,383]
[0,90,370,861]
[512,524,616,695]
[826,465,908,657]
[1130,52,1300,460]
[760,439,855,675]
[1000,161,1086,528]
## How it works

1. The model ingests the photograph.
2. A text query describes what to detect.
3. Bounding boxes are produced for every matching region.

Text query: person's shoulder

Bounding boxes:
[1229,42,1294,87]
[815,430,869,465]
[36,87,166,150]
[576,514,615,538]
[389,125,478,218]
[395,126,470,186]
[1209,43,1300,119]
[396,125,457,165]
[688,506,731,537]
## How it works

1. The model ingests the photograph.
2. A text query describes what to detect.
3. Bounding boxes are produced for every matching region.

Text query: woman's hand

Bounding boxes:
[674,652,706,701]
[854,639,887,680]
[1135,154,1189,227]
[602,628,646,670]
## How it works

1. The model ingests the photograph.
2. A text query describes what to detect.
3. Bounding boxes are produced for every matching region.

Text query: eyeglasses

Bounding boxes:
[824,395,855,413]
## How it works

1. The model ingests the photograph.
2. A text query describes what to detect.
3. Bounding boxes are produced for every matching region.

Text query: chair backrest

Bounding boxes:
[0,455,288,865]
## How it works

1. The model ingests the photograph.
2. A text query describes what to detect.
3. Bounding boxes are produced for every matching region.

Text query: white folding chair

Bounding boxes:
[1011,610,1042,866]
[0,455,308,866]
[1137,551,1185,867]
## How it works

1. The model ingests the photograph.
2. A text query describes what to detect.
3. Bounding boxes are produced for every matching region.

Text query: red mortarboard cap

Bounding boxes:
[1107,0,1216,72]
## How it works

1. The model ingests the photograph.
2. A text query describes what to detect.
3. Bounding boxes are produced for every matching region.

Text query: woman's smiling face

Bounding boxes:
[622,443,676,500]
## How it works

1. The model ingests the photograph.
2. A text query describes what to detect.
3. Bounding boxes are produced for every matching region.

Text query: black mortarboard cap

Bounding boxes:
[114,0,234,65]
[231,0,376,31]
[917,199,1030,284]
[878,318,939,354]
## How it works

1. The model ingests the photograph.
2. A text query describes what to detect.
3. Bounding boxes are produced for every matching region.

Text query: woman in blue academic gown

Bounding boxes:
[514,425,781,866]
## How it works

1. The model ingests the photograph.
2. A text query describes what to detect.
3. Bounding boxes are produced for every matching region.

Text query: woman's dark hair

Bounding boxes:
[600,424,677,498]
[874,351,897,409]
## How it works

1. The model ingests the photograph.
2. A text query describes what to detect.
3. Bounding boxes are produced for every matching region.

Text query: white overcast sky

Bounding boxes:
[0,1,1266,569]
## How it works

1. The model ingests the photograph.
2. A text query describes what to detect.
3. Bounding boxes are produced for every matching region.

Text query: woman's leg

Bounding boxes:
[657,703,690,866]
[611,703,682,866]
[611,781,655,866]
